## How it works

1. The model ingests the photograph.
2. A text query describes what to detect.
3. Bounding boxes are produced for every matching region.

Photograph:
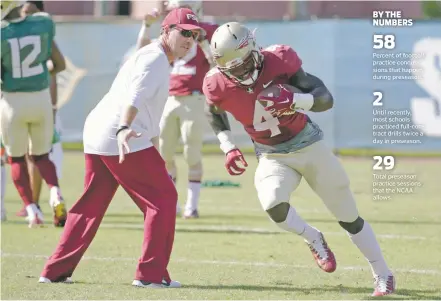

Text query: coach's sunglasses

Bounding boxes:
[170,25,199,40]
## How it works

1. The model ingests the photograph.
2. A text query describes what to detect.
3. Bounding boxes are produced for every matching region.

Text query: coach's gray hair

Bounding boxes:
[160,24,176,35]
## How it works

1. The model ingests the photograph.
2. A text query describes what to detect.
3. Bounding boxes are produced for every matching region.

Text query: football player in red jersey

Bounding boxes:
[135,0,218,219]
[203,22,395,297]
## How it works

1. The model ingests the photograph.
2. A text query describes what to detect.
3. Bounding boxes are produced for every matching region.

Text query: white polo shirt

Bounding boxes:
[83,41,171,156]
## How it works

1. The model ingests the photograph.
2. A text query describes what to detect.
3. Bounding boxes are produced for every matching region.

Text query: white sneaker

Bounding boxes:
[372,274,395,296]
[25,204,44,228]
[38,276,73,283]
[305,232,336,273]
[132,279,181,288]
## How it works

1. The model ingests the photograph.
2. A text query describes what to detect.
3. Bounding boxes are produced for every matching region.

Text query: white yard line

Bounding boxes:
[99,223,433,241]
[1,252,440,276]
[194,205,326,214]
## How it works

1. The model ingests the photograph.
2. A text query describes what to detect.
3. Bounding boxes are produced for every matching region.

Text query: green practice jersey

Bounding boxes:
[1,12,55,92]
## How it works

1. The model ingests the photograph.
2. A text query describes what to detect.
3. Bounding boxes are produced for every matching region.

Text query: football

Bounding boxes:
[257,83,302,108]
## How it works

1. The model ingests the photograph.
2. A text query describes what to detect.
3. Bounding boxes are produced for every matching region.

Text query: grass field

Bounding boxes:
[1,152,441,300]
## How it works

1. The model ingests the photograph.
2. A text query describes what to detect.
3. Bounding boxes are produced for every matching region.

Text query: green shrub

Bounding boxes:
[422,1,441,19]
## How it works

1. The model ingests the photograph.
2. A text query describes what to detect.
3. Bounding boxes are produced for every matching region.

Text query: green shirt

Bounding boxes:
[1,12,55,92]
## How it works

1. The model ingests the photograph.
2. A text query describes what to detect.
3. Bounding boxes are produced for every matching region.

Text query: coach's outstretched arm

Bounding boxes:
[289,68,334,112]
[136,10,160,50]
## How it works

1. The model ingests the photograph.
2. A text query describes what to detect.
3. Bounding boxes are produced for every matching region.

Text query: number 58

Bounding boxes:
[373,34,396,50]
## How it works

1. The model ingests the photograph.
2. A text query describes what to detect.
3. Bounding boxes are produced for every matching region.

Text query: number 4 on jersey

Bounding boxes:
[251,44,286,138]
[253,101,281,137]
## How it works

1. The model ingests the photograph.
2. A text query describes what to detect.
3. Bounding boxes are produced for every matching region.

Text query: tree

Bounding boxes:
[422,1,441,19]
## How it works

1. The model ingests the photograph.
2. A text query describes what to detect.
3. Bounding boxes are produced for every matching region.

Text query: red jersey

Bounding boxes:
[202,44,308,146]
[169,22,219,96]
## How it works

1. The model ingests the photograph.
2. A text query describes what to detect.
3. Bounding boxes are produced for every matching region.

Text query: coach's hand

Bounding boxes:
[143,8,160,26]
[117,127,142,164]
[225,149,248,176]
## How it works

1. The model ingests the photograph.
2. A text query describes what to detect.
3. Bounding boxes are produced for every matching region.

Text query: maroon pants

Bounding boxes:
[41,147,178,283]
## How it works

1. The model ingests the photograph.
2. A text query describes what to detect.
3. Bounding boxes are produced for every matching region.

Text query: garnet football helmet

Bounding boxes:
[210,22,263,87]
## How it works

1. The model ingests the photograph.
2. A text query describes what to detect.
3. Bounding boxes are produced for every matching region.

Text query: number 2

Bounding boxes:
[8,35,44,79]
[253,101,281,137]
[373,91,383,106]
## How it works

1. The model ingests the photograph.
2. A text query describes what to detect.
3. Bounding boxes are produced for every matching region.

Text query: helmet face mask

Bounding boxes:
[220,51,262,86]
[211,22,263,88]
[1,0,25,20]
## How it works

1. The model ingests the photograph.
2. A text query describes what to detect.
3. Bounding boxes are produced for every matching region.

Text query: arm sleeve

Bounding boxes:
[289,68,326,92]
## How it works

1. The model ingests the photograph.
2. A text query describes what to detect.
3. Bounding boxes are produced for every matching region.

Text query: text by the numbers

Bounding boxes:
[372,10,413,27]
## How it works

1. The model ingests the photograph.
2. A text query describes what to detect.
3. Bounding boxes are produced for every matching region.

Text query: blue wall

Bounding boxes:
[55,19,441,152]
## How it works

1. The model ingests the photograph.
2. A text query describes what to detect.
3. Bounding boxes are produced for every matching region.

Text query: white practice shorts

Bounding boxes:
[0,89,53,157]
[254,140,359,222]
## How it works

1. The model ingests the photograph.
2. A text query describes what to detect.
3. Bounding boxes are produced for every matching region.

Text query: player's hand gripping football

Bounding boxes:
[117,128,142,163]
[225,149,248,176]
[259,84,296,118]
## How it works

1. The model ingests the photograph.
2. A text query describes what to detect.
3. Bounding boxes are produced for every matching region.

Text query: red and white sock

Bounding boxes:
[10,159,33,206]
[185,181,201,213]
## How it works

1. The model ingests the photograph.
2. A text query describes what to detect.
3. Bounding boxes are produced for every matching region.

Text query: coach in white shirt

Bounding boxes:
[39,8,204,288]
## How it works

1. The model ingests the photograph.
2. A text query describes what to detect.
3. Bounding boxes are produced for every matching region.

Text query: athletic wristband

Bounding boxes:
[116,126,129,137]
[293,93,314,111]
[217,131,237,154]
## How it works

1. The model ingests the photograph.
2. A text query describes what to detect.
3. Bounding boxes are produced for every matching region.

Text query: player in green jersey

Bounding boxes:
[13,1,65,224]
[1,0,67,228]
